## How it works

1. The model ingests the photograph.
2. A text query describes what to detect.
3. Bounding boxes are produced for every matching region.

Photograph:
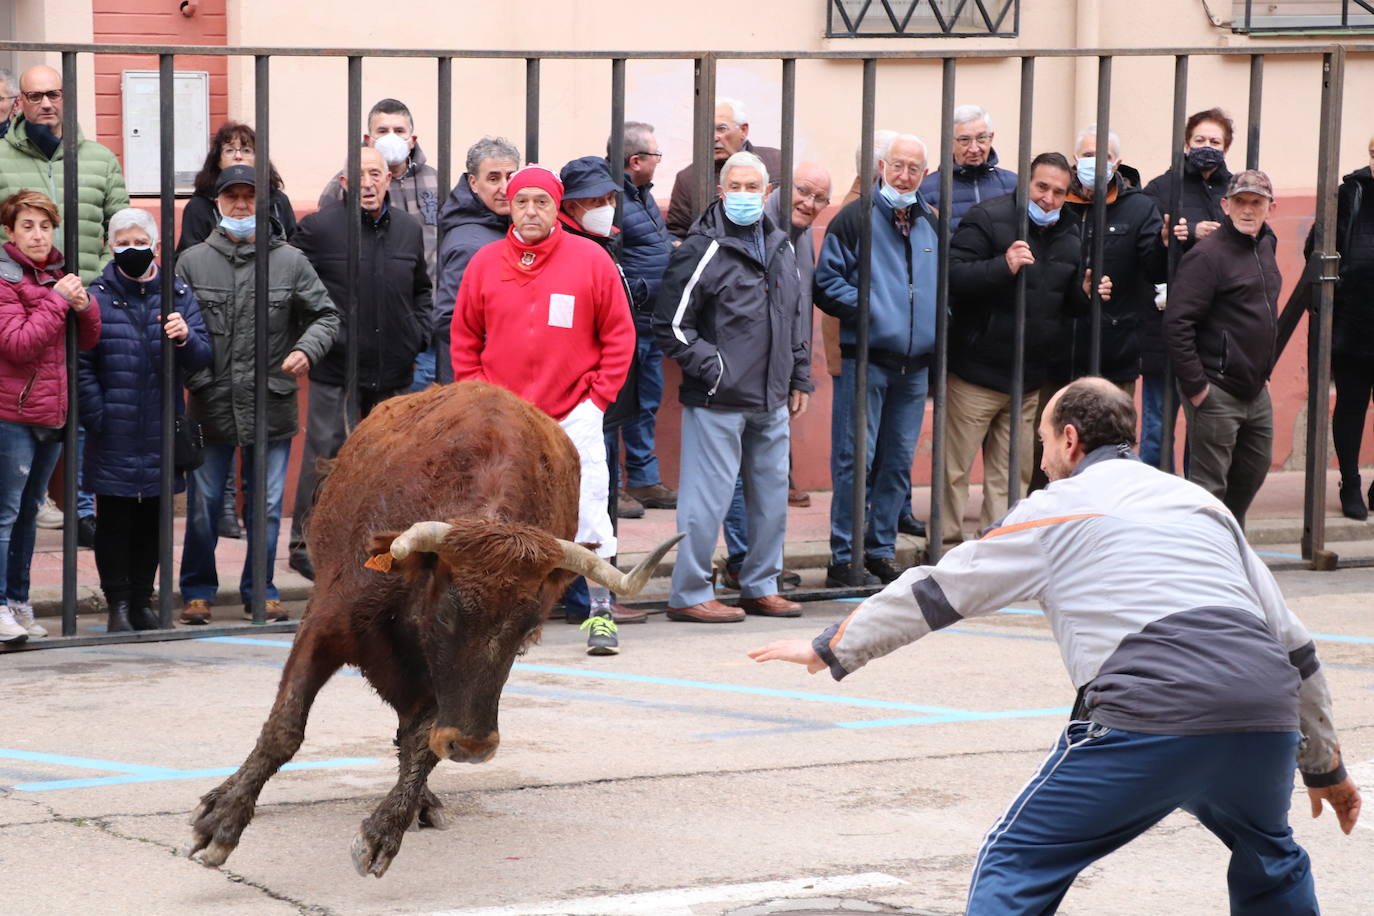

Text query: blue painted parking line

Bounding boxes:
[198,636,296,647]
[1255,550,1303,559]
[1,750,378,792]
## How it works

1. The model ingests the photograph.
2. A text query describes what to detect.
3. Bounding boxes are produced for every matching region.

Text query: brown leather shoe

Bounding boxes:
[179,599,212,626]
[739,593,803,618]
[788,487,811,507]
[666,600,745,623]
[610,603,648,624]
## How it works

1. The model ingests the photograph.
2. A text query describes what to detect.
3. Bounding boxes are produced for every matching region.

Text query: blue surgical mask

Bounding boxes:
[1075,156,1114,189]
[879,182,920,209]
[723,191,764,226]
[1028,200,1061,227]
[219,214,257,238]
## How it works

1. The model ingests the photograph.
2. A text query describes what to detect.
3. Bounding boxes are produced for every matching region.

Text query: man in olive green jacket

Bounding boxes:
[174,164,339,625]
[0,66,128,284]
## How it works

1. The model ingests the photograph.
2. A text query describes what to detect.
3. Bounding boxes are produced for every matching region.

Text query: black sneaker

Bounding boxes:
[77,515,97,549]
[897,515,927,538]
[288,551,316,581]
[825,562,881,588]
[580,607,619,656]
[218,508,243,539]
[864,555,905,584]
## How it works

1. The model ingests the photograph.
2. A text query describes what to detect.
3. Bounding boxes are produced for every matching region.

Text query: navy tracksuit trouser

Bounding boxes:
[967,721,1316,915]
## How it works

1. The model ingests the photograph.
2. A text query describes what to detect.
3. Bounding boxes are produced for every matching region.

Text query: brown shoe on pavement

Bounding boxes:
[179,599,212,626]
[626,482,677,509]
[788,487,811,507]
[611,603,648,624]
[616,489,646,519]
[666,599,745,623]
[738,593,803,618]
[243,600,290,622]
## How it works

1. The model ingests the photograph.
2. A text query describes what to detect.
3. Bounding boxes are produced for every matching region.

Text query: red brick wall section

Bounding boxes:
[92,0,228,170]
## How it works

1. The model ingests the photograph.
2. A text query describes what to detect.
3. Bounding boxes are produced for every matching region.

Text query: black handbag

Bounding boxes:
[173,415,204,471]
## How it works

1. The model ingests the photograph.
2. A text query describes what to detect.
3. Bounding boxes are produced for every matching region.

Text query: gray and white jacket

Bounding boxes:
[814,446,1347,787]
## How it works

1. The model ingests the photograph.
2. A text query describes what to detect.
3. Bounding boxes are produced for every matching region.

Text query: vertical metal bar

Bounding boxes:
[1246,54,1263,170]
[1244,0,1254,31]
[60,51,78,637]
[250,55,269,624]
[1160,54,1189,474]
[927,57,955,565]
[1007,56,1033,507]
[693,53,718,222]
[610,58,626,232]
[525,58,540,163]
[436,57,452,201]
[1088,55,1112,377]
[157,53,177,629]
[1303,48,1344,564]
[849,58,876,586]
[344,56,361,432]
[779,58,796,225]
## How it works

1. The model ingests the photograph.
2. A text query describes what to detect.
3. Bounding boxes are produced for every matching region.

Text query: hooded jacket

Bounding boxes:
[79,260,212,497]
[317,143,440,283]
[0,242,101,427]
[0,117,129,284]
[175,228,340,444]
[1304,165,1374,359]
[654,199,812,411]
[1165,218,1281,402]
[1057,175,1167,383]
[918,148,1019,229]
[948,193,1087,394]
[293,198,431,394]
[432,174,510,379]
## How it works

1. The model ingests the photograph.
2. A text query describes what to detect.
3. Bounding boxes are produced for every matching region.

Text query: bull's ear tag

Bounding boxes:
[364,552,394,573]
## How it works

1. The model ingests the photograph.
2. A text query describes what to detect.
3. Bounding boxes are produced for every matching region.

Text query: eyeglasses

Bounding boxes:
[793,184,831,207]
[953,133,993,147]
[633,150,663,160]
[222,146,255,158]
[22,90,62,104]
[713,123,739,134]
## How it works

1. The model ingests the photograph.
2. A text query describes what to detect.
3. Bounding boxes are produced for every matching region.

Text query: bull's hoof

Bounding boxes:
[417,791,450,831]
[198,840,236,868]
[351,828,400,878]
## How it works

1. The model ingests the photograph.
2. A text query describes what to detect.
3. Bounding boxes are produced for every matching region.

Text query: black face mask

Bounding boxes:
[1187,146,1226,173]
[113,246,156,278]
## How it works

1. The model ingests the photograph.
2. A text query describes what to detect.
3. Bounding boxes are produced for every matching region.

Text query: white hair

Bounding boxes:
[856,128,898,174]
[716,97,748,126]
[719,149,768,190]
[107,207,159,246]
[880,132,930,165]
[952,104,992,130]
[1075,123,1122,159]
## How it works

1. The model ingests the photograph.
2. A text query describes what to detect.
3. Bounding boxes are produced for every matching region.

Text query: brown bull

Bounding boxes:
[188,380,682,877]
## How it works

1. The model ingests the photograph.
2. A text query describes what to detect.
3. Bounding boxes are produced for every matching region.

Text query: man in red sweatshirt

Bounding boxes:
[450,165,636,639]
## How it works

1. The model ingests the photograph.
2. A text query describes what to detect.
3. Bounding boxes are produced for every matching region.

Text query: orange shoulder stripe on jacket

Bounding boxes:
[981,513,1103,540]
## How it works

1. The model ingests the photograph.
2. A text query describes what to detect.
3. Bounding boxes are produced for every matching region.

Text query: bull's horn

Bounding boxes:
[556,532,686,596]
[389,521,455,560]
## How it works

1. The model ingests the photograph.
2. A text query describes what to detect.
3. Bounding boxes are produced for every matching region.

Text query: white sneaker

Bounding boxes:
[10,602,47,638]
[0,606,29,645]
[35,497,64,529]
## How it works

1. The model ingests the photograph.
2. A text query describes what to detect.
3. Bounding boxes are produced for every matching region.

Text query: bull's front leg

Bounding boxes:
[351,712,440,878]
[189,625,343,867]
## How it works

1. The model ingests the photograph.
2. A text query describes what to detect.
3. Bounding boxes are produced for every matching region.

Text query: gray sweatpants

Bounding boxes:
[1181,384,1272,529]
[671,404,790,608]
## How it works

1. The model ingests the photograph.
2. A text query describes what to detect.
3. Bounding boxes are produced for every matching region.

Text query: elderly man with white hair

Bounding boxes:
[919,103,1018,229]
[80,207,212,632]
[665,97,782,239]
[815,133,939,586]
[654,149,812,623]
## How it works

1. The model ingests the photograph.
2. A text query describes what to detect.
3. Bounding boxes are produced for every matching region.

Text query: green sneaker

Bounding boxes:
[580,608,619,656]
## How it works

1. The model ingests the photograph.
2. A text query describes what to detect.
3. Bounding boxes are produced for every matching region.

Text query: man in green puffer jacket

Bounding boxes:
[0,66,128,284]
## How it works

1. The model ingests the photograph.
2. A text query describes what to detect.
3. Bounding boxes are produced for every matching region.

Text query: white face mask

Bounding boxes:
[372,133,410,167]
[579,204,616,237]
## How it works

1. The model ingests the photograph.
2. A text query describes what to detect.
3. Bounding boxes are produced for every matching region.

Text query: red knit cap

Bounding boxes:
[506,165,564,209]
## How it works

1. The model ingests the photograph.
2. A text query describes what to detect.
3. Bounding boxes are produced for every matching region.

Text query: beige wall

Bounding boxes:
[12,0,1374,206]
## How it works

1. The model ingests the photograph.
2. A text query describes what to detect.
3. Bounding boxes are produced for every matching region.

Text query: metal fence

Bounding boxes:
[0,39,1366,646]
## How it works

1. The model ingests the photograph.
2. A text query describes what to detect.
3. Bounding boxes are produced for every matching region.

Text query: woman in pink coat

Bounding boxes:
[0,190,100,645]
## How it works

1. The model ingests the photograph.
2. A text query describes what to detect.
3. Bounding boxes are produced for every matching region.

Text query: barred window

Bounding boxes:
[1233,0,1374,32]
[826,0,1019,38]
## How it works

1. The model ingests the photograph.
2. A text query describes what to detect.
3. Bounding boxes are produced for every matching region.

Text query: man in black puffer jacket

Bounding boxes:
[287,146,430,578]
[943,152,1110,546]
[1165,170,1281,530]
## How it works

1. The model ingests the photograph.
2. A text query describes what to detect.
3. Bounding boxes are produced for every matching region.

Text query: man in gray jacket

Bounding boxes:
[175,164,339,625]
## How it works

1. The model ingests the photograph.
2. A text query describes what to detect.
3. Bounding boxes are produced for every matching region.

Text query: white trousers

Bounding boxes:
[559,399,617,559]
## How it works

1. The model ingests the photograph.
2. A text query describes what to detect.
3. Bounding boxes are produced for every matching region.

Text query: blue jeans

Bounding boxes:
[0,421,63,604]
[967,724,1312,914]
[620,334,665,488]
[181,440,292,604]
[408,343,437,394]
[723,475,747,570]
[829,360,929,564]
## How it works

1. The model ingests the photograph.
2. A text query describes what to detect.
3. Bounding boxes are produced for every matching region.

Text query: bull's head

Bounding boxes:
[371,521,684,765]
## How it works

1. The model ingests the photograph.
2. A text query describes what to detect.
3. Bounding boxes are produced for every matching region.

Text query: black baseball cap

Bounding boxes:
[215,164,257,195]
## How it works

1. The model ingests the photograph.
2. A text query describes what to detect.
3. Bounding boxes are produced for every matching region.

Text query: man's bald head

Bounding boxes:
[1039,377,1137,481]
[18,65,63,136]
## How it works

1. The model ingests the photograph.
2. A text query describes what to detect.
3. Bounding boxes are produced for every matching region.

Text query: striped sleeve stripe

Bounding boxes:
[980,513,1103,540]
[671,240,720,345]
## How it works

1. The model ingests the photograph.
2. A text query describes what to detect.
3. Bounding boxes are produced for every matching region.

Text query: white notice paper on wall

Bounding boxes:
[549,294,575,329]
